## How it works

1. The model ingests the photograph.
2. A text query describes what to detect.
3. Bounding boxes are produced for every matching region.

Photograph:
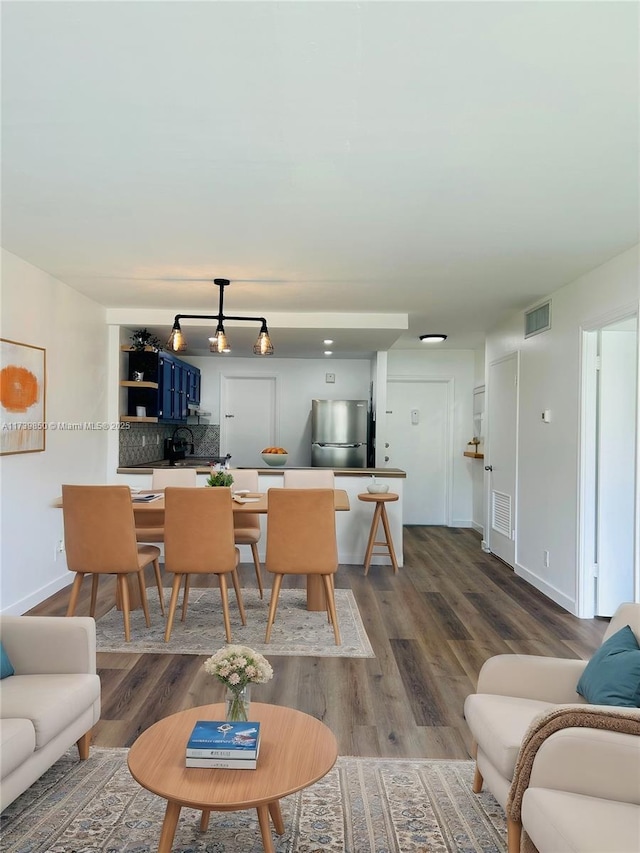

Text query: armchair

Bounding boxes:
[463,603,640,852]
[509,714,640,852]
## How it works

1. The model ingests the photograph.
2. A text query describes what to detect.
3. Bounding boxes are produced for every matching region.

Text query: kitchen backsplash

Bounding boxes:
[119,423,220,467]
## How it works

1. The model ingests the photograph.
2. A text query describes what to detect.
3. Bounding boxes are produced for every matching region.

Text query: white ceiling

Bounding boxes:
[2,1,638,358]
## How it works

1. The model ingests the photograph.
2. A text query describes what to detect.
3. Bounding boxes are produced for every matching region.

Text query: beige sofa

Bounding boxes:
[0,615,101,811]
[464,603,640,852]
[513,722,640,853]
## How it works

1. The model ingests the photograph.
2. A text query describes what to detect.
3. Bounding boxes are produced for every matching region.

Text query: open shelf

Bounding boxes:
[120,416,159,423]
[463,451,484,459]
[120,380,159,389]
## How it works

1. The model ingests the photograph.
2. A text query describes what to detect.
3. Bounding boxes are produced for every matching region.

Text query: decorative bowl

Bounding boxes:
[261,452,288,467]
[367,483,389,494]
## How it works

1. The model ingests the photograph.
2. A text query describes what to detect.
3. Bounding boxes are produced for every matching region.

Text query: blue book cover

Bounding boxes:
[186,720,260,755]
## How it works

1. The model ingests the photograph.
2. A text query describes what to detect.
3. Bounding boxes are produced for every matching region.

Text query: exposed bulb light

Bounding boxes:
[253,323,274,355]
[165,278,274,356]
[323,339,334,345]
[419,334,447,343]
[166,321,187,352]
[209,323,230,353]
[324,350,333,355]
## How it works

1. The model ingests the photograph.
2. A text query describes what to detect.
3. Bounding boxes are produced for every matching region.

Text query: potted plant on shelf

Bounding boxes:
[206,470,234,488]
[130,328,162,352]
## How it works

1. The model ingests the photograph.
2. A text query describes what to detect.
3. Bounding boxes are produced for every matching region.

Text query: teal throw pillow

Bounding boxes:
[576,624,640,707]
[0,641,15,679]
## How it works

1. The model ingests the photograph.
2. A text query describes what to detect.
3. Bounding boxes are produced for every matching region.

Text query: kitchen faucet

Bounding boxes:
[165,427,195,465]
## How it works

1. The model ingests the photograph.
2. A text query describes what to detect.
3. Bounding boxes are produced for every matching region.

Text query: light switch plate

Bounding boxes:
[325,373,335,383]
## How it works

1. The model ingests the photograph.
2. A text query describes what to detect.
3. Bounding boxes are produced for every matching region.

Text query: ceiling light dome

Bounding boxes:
[419,334,447,343]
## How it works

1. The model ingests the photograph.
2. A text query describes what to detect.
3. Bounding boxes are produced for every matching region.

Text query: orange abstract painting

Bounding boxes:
[1,339,46,454]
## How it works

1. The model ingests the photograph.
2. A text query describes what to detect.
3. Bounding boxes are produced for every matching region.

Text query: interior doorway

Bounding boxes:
[485,353,519,567]
[580,314,638,617]
[220,375,278,468]
[386,377,452,525]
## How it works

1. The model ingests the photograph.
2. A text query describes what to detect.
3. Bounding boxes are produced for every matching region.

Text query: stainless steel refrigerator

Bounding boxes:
[311,399,369,468]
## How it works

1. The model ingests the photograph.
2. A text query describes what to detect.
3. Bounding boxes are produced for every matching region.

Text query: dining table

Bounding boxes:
[55,488,350,612]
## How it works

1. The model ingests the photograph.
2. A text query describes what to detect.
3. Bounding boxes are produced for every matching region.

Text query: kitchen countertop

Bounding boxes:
[117,460,406,477]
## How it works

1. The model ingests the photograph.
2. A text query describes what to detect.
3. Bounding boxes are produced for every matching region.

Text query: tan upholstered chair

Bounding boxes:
[229,469,264,598]
[464,602,640,853]
[265,488,340,644]
[283,469,335,488]
[134,468,198,614]
[62,485,163,642]
[134,467,197,542]
[163,487,247,643]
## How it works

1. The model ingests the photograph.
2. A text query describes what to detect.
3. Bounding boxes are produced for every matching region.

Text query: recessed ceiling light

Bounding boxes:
[419,334,447,343]
[324,350,333,356]
[323,339,333,345]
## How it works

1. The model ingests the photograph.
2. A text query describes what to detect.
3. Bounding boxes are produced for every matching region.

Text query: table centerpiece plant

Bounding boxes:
[204,645,273,721]
[206,470,234,488]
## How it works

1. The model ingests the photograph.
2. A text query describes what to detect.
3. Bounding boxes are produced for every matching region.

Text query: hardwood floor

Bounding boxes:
[28,526,607,759]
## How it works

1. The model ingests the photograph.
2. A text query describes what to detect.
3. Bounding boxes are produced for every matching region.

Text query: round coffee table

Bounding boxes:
[127,702,338,853]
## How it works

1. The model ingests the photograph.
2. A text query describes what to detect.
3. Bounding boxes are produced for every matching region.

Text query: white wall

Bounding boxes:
[184,355,372,466]
[0,250,109,613]
[485,244,639,614]
[385,349,476,528]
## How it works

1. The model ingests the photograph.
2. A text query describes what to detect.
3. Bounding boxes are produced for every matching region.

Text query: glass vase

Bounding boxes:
[225,684,251,722]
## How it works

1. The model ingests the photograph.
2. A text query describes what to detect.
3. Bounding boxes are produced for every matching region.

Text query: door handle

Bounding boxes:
[484,465,493,471]
[225,414,234,418]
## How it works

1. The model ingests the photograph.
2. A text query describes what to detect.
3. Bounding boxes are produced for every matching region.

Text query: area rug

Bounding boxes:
[0,749,506,853]
[95,588,375,658]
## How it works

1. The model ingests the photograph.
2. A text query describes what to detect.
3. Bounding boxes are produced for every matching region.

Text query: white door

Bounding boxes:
[486,353,518,567]
[220,375,277,468]
[596,318,637,616]
[386,378,451,525]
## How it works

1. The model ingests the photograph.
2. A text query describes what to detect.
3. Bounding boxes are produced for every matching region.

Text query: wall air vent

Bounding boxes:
[525,301,551,338]
[491,490,512,539]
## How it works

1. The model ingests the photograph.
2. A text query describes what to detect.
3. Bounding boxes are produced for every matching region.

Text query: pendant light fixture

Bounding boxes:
[166,278,274,355]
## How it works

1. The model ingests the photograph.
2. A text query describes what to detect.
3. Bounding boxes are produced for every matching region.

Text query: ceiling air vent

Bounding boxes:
[525,301,551,338]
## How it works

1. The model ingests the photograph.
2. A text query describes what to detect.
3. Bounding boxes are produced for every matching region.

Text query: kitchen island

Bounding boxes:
[115,465,406,568]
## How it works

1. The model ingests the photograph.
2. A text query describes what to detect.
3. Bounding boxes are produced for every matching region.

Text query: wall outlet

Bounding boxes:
[543,549,550,567]
[54,539,65,560]
[325,373,335,383]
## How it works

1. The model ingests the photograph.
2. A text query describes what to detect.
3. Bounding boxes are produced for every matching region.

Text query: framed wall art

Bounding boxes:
[0,338,47,455]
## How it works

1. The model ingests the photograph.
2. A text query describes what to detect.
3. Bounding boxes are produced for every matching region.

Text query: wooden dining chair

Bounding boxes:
[265,488,341,645]
[134,468,198,615]
[229,469,264,598]
[62,484,163,642]
[163,487,247,643]
[282,469,335,488]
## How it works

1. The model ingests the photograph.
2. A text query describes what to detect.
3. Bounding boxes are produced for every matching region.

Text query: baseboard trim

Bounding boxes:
[515,563,578,615]
[2,572,70,615]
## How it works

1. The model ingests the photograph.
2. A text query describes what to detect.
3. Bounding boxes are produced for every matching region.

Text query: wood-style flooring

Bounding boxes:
[28,526,607,759]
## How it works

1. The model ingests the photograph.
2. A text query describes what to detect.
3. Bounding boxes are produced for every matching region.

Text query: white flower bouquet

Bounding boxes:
[204,646,273,720]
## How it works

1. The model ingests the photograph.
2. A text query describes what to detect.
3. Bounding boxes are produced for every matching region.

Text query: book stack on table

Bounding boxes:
[185,720,261,769]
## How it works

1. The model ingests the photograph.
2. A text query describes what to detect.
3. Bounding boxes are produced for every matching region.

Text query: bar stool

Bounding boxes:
[357,492,400,575]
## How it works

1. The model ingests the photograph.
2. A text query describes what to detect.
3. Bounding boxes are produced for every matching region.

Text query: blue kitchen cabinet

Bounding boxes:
[122,349,200,423]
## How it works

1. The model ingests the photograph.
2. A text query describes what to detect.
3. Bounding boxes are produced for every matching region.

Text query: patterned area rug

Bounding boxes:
[0,749,506,853]
[95,588,375,658]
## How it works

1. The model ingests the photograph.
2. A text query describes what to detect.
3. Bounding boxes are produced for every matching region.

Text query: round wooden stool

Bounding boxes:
[357,492,400,575]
